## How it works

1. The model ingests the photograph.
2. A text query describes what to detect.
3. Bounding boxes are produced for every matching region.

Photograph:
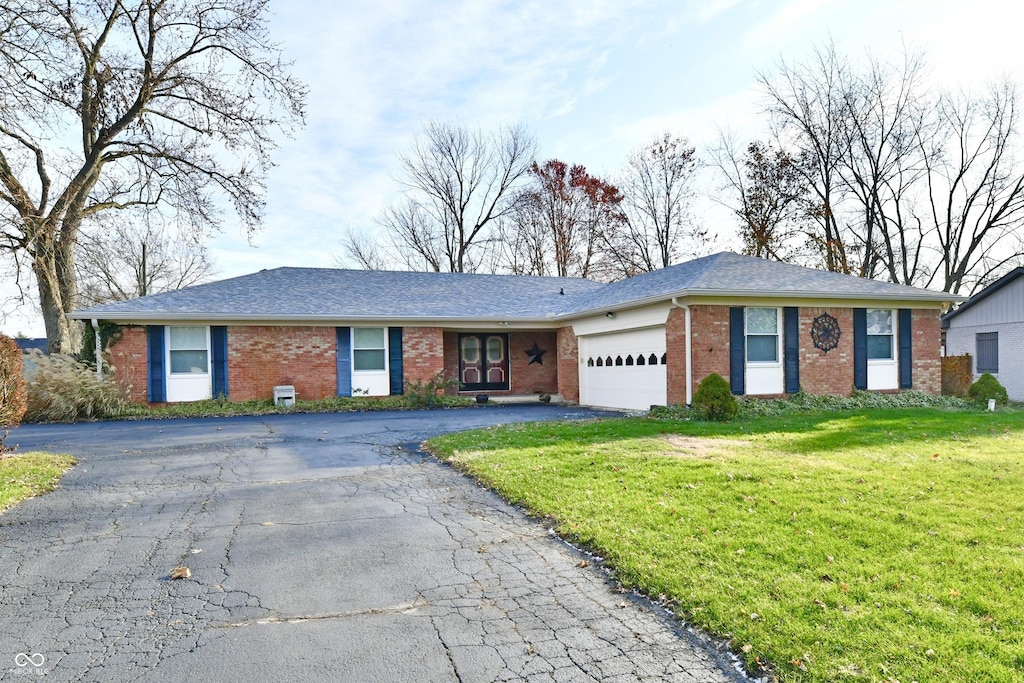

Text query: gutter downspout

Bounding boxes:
[92,318,102,382]
[670,298,692,406]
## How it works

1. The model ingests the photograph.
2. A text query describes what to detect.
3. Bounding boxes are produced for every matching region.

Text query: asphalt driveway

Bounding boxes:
[1,406,747,682]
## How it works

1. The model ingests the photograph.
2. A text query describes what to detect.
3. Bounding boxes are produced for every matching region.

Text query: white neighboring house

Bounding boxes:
[942,267,1024,402]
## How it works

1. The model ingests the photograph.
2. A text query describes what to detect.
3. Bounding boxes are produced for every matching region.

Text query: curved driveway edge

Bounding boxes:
[2,406,750,682]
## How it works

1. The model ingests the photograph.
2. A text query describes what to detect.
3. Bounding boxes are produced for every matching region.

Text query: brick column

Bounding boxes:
[556,326,579,403]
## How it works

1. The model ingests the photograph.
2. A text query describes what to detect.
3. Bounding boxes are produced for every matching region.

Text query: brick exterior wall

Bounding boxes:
[509,330,558,394]
[665,307,687,405]
[911,309,941,395]
[108,326,149,404]
[401,327,445,386]
[662,305,942,403]
[688,305,731,401]
[442,331,460,394]
[556,326,579,403]
[945,320,1024,401]
[227,326,337,401]
[799,307,855,395]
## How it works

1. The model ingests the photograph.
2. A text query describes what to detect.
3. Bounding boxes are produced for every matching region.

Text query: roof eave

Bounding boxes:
[557,287,962,320]
[67,311,562,324]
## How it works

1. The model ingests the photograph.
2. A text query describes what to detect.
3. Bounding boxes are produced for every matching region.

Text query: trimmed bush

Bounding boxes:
[404,371,460,409]
[0,334,28,449]
[968,372,1009,407]
[691,372,738,421]
[23,350,130,423]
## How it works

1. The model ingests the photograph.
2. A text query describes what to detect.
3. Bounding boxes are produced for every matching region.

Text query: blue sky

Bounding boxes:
[2,0,1020,336]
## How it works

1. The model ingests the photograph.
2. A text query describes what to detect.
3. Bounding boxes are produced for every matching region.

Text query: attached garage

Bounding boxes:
[578,327,667,410]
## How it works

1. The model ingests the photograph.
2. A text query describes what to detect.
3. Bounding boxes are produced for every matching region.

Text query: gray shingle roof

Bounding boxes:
[71,252,958,323]
[71,268,603,321]
[562,252,956,315]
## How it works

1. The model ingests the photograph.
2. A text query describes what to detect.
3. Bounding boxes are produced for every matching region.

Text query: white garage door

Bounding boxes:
[579,327,667,411]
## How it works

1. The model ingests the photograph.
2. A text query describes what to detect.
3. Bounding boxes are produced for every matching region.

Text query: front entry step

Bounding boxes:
[474,393,565,405]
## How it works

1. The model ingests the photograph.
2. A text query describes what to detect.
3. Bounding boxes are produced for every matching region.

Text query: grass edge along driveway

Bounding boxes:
[429,408,1024,683]
[0,451,76,513]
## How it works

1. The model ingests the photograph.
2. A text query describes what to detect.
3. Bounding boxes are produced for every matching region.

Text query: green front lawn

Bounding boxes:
[430,408,1024,682]
[0,451,76,512]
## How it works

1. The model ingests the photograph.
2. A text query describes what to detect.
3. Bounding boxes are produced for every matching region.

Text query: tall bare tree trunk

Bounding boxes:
[33,232,82,354]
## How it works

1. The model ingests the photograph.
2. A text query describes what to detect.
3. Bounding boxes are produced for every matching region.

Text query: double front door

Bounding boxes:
[458,333,509,391]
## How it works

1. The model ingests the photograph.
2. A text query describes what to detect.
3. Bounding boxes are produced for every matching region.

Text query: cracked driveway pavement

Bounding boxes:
[2,406,747,682]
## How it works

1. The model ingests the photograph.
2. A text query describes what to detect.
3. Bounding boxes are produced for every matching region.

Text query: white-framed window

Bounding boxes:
[168,326,209,374]
[745,307,780,363]
[866,309,894,360]
[352,327,387,372]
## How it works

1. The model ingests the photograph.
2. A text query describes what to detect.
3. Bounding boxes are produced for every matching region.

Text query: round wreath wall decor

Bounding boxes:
[810,312,841,353]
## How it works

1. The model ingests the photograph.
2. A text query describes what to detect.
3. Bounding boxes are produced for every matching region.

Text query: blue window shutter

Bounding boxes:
[211,326,229,398]
[336,327,352,397]
[388,327,404,395]
[729,307,745,395]
[146,326,166,403]
[784,307,800,394]
[853,308,867,391]
[898,309,913,389]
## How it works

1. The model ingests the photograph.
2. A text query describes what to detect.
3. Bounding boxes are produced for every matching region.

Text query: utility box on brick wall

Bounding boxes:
[273,385,296,407]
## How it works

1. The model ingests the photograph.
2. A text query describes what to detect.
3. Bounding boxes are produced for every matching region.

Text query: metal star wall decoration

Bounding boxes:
[524,342,546,365]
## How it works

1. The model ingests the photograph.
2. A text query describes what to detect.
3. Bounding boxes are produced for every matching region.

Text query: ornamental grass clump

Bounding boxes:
[23,350,130,423]
[690,372,738,421]
[968,372,1009,407]
[0,334,28,450]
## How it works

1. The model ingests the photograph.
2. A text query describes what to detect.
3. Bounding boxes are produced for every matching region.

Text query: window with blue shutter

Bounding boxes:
[336,327,352,397]
[388,327,404,395]
[898,309,912,388]
[729,307,745,395]
[853,308,867,390]
[784,307,800,393]
[146,326,166,403]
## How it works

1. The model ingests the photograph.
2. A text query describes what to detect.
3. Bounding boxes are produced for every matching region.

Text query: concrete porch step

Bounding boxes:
[476,393,565,405]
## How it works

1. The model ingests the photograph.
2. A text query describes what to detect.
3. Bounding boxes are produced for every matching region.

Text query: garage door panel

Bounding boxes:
[580,327,667,411]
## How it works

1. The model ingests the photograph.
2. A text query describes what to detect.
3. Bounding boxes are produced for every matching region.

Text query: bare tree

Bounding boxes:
[758,43,1024,292]
[503,160,625,279]
[759,45,855,274]
[76,218,216,306]
[923,82,1024,294]
[380,120,535,273]
[710,136,816,262]
[335,227,391,271]
[618,133,706,274]
[0,0,305,352]
[836,51,931,284]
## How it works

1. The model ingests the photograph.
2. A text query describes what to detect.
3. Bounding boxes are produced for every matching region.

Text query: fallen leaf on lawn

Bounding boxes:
[840,582,850,593]
[170,566,191,580]
[741,644,753,653]
[949,589,960,597]
[931,453,939,459]
[813,598,826,609]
